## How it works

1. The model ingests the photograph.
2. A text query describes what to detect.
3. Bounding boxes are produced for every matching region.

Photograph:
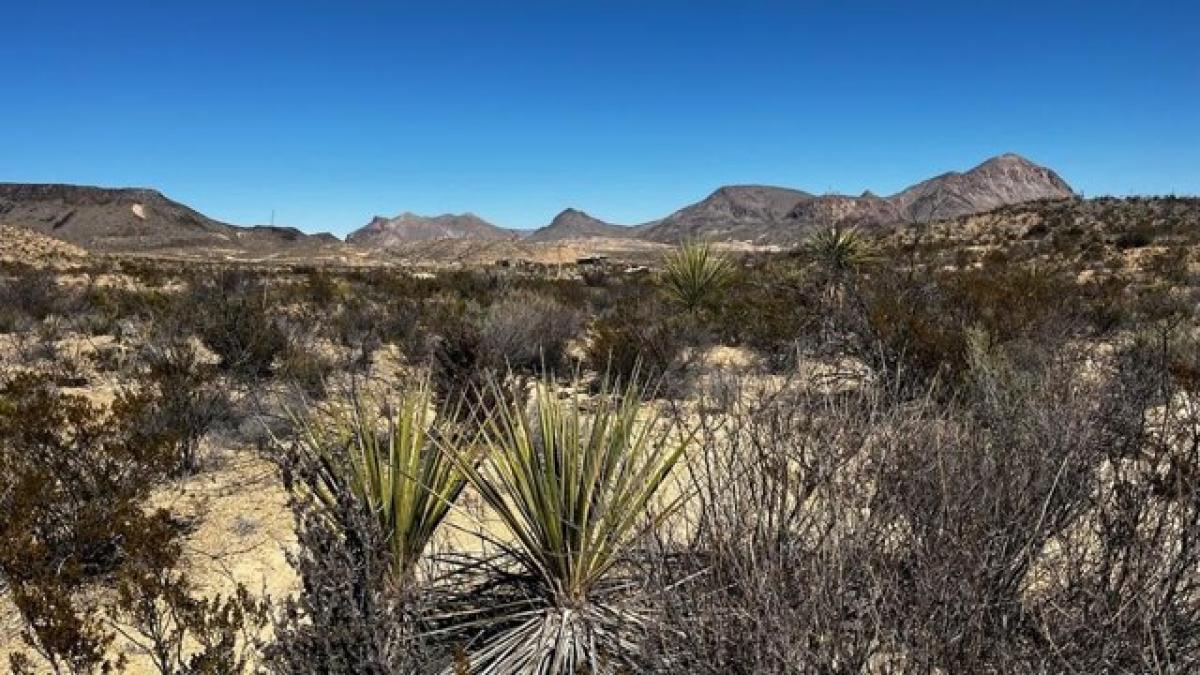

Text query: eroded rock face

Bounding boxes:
[888,154,1075,224]
[346,212,517,247]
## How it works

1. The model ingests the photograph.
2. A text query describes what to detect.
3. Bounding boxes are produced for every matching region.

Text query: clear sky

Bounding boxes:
[1,1,1196,235]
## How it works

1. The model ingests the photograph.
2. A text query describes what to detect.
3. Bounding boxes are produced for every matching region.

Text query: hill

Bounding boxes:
[638,185,813,243]
[346,212,517,248]
[525,208,632,243]
[0,183,342,257]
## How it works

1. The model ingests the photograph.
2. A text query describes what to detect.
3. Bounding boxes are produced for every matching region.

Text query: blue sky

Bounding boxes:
[1,1,1196,235]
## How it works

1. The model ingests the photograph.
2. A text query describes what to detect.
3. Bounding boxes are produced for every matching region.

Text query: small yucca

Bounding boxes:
[660,239,733,312]
[293,378,467,583]
[804,226,878,274]
[445,374,689,673]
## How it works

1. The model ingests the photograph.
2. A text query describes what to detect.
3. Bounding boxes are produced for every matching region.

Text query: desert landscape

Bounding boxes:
[4,155,1200,672]
[3,2,1197,673]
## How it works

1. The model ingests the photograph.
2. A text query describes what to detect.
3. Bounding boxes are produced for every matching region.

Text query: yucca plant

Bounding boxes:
[291,378,468,584]
[803,226,878,275]
[444,374,689,674]
[660,239,734,312]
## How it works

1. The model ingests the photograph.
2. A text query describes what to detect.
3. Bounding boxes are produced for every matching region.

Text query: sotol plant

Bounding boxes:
[291,378,467,584]
[660,239,734,312]
[445,374,689,674]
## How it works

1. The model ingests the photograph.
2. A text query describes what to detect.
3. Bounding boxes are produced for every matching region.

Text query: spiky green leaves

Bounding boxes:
[660,239,734,313]
[803,226,879,275]
[446,375,688,673]
[292,378,467,584]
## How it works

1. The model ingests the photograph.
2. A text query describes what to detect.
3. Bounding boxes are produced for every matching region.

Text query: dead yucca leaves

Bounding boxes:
[291,376,468,585]
[443,373,690,674]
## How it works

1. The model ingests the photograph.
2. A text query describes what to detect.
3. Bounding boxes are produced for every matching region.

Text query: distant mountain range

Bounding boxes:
[639,153,1073,243]
[0,154,1074,255]
[345,153,1073,247]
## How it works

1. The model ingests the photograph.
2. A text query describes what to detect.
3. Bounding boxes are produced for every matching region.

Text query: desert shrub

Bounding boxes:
[0,373,174,581]
[868,359,1106,671]
[1115,227,1154,249]
[585,298,694,393]
[644,348,1200,673]
[0,373,179,673]
[1026,334,1200,672]
[479,288,582,374]
[330,297,385,372]
[580,266,610,287]
[643,375,895,672]
[508,276,595,312]
[715,258,821,366]
[302,267,344,307]
[426,296,490,406]
[106,555,269,675]
[139,334,232,474]
[278,340,336,401]
[264,423,436,673]
[379,297,429,365]
[81,283,177,331]
[0,267,63,324]
[189,270,288,379]
[841,263,1085,394]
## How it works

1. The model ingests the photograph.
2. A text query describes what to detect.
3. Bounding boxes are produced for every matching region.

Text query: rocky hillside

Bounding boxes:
[347,212,517,248]
[887,153,1075,223]
[0,183,340,255]
[638,185,813,243]
[640,154,1074,244]
[525,208,631,243]
[0,224,87,266]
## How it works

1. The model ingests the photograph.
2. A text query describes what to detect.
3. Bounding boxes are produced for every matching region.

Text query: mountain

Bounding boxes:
[639,154,1074,244]
[638,185,813,243]
[346,212,517,248]
[525,208,631,243]
[0,183,340,254]
[887,153,1074,223]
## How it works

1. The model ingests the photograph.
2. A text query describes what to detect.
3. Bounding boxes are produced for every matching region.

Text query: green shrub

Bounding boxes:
[189,271,288,379]
[1115,227,1154,249]
[0,268,63,324]
[586,298,693,392]
[139,335,232,474]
